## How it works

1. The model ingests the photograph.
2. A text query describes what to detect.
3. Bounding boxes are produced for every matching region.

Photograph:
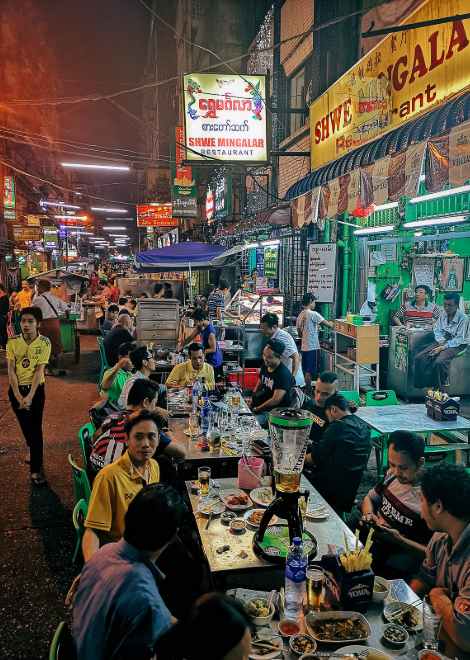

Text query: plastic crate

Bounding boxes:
[227,368,259,391]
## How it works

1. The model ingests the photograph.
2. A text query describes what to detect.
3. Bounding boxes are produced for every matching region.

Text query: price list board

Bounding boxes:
[307,243,337,303]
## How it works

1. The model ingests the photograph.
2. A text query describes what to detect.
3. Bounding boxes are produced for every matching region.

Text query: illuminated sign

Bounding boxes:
[205,189,214,221]
[43,227,58,248]
[183,73,268,163]
[3,175,15,209]
[310,0,470,170]
[136,203,178,227]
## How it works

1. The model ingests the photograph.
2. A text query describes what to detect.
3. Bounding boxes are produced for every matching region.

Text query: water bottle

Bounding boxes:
[192,379,202,411]
[200,394,211,437]
[285,537,307,620]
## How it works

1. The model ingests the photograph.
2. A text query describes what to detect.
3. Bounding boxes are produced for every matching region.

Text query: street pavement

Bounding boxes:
[0,335,99,660]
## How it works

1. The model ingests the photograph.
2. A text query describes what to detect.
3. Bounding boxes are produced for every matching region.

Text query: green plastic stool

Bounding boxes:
[339,390,361,407]
[78,423,95,472]
[97,336,109,389]
[365,390,399,477]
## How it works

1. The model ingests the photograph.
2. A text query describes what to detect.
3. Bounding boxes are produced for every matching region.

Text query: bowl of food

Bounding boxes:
[278,618,301,638]
[249,631,283,659]
[305,611,370,644]
[372,576,390,603]
[418,651,445,660]
[383,601,422,631]
[230,518,246,534]
[221,511,237,526]
[246,598,275,626]
[289,633,317,656]
[382,623,409,648]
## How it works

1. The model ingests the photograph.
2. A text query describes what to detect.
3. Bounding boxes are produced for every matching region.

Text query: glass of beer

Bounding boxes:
[274,468,301,493]
[198,466,211,496]
[189,413,199,440]
[306,568,325,612]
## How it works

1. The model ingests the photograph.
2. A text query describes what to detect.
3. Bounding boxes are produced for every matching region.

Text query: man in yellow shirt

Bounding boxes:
[83,409,160,561]
[7,307,51,486]
[166,342,215,390]
[16,281,33,309]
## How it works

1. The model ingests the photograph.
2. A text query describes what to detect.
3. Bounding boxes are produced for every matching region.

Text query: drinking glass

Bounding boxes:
[198,466,211,496]
[423,597,442,650]
[306,568,325,612]
[189,413,199,440]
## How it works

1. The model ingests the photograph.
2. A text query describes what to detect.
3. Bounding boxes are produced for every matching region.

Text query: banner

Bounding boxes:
[449,120,470,186]
[404,141,427,197]
[291,187,321,228]
[183,73,268,163]
[3,175,15,209]
[425,134,449,192]
[310,0,470,170]
[136,203,177,227]
[326,177,341,218]
[172,126,198,217]
[347,168,362,213]
[360,0,423,56]
[26,214,47,227]
[12,225,42,241]
[43,226,58,248]
[307,243,337,303]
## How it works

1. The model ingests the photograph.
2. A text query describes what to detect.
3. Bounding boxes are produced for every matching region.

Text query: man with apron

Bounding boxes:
[32,279,69,376]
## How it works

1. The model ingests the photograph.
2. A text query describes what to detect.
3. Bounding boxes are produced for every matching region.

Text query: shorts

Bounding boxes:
[301,349,320,376]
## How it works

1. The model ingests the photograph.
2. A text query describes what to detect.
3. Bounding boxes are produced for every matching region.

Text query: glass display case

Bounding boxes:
[228,290,285,326]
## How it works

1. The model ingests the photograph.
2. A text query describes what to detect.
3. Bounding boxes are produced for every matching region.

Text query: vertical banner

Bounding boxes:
[449,120,470,186]
[404,141,427,197]
[370,155,390,206]
[425,135,449,193]
[326,177,341,218]
[388,152,406,201]
[337,174,350,215]
[347,169,362,213]
[307,243,337,302]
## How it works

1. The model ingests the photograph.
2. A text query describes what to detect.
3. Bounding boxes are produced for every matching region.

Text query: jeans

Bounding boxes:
[9,384,45,473]
[414,341,463,388]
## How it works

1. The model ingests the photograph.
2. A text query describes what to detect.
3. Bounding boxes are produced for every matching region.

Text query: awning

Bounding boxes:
[284,90,470,201]
[26,268,89,283]
[134,241,242,272]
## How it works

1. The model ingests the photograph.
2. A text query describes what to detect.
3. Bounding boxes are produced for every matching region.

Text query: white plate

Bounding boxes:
[305,610,371,644]
[249,633,283,660]
[337,645,391,659]
[244,508,278,528]
[220,488,252,510]
[306,506,330,520]
[250,486,274,507]
[383,601,423,632]
[196,497,225,516]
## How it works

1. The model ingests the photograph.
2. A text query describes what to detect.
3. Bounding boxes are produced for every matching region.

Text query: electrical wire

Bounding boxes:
[3,7,369,107]
[0,156,136,206]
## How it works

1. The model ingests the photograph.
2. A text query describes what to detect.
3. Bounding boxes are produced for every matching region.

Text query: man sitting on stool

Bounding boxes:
[251,339,295,428]
[414,292,468,389]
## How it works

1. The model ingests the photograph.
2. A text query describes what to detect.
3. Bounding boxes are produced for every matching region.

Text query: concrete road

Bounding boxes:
[0,335,99,660]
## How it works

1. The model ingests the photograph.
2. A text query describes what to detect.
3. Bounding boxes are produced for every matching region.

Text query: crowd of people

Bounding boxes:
[4,271,470,658]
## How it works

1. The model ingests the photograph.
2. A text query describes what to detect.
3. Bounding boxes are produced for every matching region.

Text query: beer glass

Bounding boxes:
[423,596,442,650]
[189,413,199,440]
[198,466,211,496]
[306,568,325,612]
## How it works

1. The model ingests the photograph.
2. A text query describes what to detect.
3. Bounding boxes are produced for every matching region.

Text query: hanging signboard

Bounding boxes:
[3,175,15,208]
[43,226,58,248]
[172,127,198,217]
[310,0,470,170]
[26,214,47,227]
[136,203,178,227]
[12,225,42,241]
[307,243,337,303]
[205,188,214,221]
[183,73,268,163]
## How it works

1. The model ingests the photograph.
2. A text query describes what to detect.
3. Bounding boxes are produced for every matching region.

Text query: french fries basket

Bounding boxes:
[338,529,375,612]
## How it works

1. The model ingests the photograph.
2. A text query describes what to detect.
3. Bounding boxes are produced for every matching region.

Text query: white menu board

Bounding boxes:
[307,243,337,303]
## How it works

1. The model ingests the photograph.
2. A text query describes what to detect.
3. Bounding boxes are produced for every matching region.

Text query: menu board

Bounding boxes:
[307,243,337,303]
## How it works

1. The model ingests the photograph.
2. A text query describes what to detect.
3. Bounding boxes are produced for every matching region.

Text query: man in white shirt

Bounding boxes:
[296,293,333,393]
[260,312,305,387]
[33,279,69,376]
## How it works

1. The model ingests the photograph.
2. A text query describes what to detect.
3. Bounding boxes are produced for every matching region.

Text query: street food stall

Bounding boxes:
[26,268,86,363]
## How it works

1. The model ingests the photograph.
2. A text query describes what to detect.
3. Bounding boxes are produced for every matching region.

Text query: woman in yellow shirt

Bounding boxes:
[7,307,51,486]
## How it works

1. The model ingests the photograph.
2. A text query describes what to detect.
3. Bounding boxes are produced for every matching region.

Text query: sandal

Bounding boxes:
[31,474,47,487]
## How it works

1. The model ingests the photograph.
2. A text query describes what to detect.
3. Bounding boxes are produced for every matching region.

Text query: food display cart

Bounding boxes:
[26,268,86,363]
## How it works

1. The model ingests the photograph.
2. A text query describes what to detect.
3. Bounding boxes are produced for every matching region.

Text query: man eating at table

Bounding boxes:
[302,371,338,459]
[357,430,431,578]
[251,339,295,428]
[410,463,470,653]
[118,345,167,415]
[166,342,215,390]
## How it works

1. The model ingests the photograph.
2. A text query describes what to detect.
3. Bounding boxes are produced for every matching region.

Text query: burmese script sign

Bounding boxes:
[310,0,470,170]
[183,73,268,163]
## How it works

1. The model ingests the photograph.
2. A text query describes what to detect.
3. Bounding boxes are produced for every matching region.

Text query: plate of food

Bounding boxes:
[220,489,252,510]
[336,645,392,659]
[305,611,371,644]
[250,486,274,507]
[196,497,225,516]
[249,630,283,659]
[383,601,423,631]
[305,504,330,521]
[244,508,277,528]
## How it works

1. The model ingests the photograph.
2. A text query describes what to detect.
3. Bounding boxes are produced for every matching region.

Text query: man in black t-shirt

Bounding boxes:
[307,394,371,513]
[251,339,295,428]
[103,313,134,366]
[302,371,338,458]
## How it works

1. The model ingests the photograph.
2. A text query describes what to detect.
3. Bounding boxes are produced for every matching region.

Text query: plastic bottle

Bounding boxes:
[285,537,307,620]
[200,384,211,436]
[192,379,202,411]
